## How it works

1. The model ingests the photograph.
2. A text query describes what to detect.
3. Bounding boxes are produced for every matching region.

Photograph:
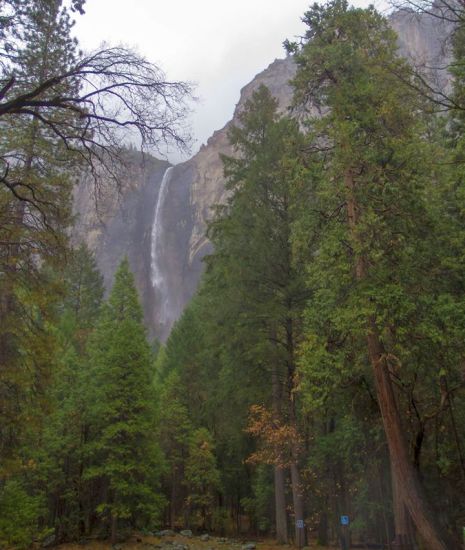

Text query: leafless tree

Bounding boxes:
[0,46,194,184]
[0,0,193,205]
[392,0,465,23]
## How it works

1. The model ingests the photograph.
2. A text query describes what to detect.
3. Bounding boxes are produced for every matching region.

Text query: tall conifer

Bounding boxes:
[289,2,459,547]
[0,0,81,470]
[206,85,311,546]
[86,258,163,541]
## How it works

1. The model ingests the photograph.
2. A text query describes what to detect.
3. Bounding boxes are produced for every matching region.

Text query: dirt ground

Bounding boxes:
[53,533,337,550]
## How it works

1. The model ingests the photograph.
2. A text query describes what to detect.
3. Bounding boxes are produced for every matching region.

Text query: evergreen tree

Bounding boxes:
[0,478,43,549]
[0,0,80,472]
[157,370,192,529]
[289,1,462,547]
[36,245,104,541]
[184,428,221,531]
[205,84,311,546]
[86,258,164,542]
[156,296,258,534]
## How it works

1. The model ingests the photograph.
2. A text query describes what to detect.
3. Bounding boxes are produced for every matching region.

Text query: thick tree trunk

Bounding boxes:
[376,461,393,549]
[272,365,288,544]
[344,170,456,550]
[392,471,415,550]
[369,332,454,550]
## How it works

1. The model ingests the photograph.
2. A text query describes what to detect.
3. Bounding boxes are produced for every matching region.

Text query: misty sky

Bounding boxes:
[75,0,388,162]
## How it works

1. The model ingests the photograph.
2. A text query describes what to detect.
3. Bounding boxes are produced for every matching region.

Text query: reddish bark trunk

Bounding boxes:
[344,170,455,550]
[391,467,415,549]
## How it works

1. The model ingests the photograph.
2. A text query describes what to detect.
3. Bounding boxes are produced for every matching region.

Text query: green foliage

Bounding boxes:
[0,478,43,549]
[2,1,465,546]
[158,370,192,460]
[33,245,104,540]
[290,0,465,541]
[0,0,80,474]
[184,428,221,528]
[60,244,105,335]
[86,258,164,532]
[241,465,274,532]
[207,85,310,366]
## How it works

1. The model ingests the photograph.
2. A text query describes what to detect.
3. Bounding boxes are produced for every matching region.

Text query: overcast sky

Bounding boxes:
[75,0,388,162]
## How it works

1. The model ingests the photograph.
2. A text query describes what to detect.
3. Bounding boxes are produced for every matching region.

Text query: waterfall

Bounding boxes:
[150,166,173,325]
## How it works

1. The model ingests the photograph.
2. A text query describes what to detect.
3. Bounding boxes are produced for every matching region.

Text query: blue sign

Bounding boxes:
[296,519,304,529]
[340,515,349,526]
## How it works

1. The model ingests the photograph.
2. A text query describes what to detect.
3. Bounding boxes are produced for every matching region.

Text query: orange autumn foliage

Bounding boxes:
[246,404,301,468]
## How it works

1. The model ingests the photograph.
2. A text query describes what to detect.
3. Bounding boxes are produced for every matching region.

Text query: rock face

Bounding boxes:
[186,57,297,271]
[73,152,170,337]
[73,9,451,341]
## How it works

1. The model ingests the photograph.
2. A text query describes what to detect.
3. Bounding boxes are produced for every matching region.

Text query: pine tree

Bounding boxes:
[184,428,221,531]
[0,0,80,472]
[86,258,164,542]
[205,84,311,546]
[157,370,192,529]
[289,1,461,547]
[36,245,104,541]
[156,296,258,533]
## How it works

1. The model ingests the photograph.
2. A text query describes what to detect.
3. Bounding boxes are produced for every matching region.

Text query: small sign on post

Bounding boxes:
[295,519,305,549]
[340,516,350,550]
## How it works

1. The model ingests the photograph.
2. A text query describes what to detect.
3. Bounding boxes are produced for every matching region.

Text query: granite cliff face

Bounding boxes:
[73,57,298,341]
[186,57,297,269]
[73,153,170,337]
[74,10,452,341]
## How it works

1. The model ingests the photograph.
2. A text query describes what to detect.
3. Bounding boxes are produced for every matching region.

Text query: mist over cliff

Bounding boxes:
[73,9,451,341]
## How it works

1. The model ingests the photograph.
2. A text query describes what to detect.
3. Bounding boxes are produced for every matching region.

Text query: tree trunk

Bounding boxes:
[286,318,306,548]
[317,509,328,546]
[274,466,288,544]
[344,169,456,550]
[392,472,415,550]
[272,364,288,544]
[170,466,176,529]
[290,462,305,548]
[110,513,117,544]
[288,375,306,547]
[376,461,393,549]
[370,337,454,550]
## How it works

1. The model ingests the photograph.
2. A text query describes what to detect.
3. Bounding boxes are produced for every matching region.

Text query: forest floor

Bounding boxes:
[52,532,337,550]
